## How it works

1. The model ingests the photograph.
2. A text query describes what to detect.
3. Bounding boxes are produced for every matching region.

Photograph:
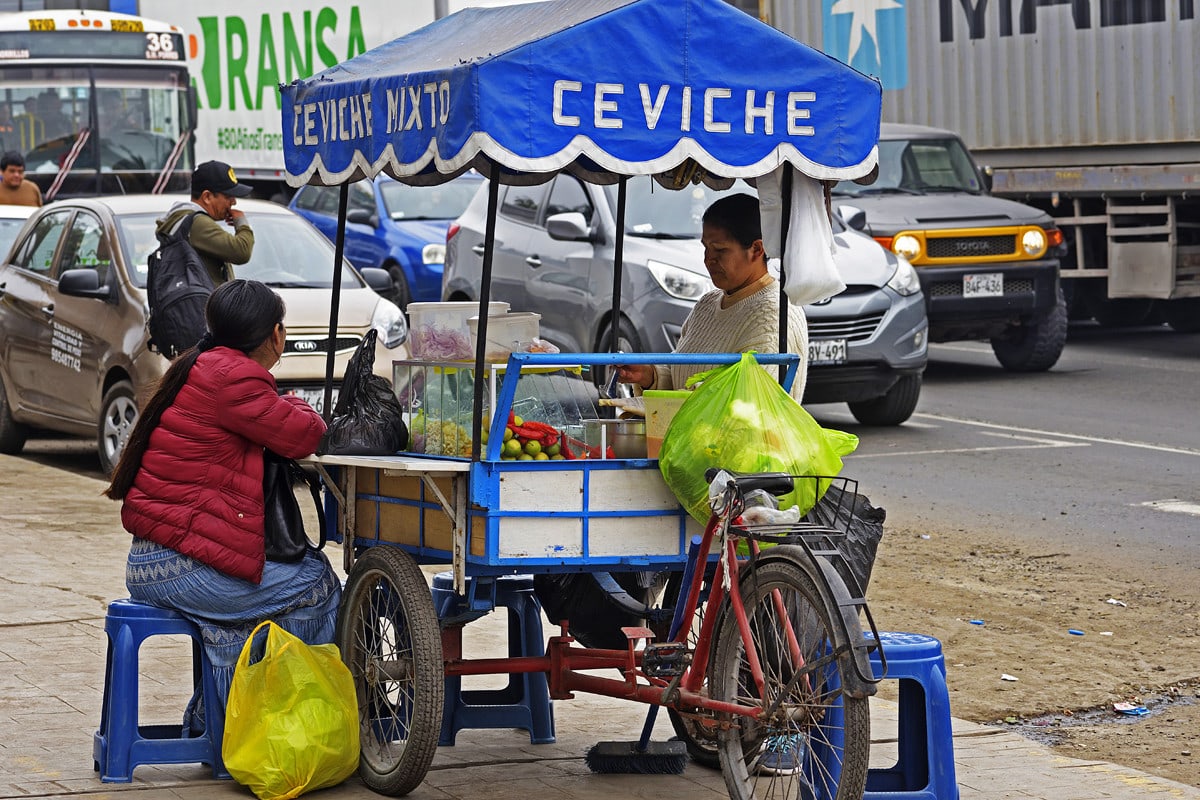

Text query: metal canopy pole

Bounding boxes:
[609,176,628,353]
[777,164,793,386]
[321,182,350,422]
[470,171,502,460]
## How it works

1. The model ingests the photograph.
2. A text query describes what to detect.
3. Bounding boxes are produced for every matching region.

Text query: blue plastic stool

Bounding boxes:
[865,631,958,800]
[93,599,229,782]
[432,573,555,746]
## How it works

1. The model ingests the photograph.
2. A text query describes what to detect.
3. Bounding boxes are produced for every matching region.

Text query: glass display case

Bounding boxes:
[392,360,600,458]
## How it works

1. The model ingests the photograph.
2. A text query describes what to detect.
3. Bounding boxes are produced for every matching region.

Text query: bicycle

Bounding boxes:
[335,467,884,800]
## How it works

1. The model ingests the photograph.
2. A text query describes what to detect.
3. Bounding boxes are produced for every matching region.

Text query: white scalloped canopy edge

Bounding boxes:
[285,132,879,189]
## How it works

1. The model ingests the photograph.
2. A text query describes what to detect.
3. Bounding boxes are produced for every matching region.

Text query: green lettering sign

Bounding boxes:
[226,15,252,111]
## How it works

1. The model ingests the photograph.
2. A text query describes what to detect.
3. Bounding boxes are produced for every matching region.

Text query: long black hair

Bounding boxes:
[106,280,285,500]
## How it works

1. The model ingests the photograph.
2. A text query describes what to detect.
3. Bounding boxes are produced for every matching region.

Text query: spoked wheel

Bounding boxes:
[337,547,444,796]
[711,559,870,800]
[659,569,740,768]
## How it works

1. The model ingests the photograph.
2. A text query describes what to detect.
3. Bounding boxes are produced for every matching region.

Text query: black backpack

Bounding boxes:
[146,211,214,359]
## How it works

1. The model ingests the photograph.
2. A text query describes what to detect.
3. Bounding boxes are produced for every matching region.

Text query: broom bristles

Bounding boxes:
[584,740,688,774]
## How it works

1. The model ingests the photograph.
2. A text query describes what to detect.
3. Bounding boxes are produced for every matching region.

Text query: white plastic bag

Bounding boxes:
[758,167,846,307]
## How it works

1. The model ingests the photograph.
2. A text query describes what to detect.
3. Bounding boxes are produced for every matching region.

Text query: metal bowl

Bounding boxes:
[583,418,647,459]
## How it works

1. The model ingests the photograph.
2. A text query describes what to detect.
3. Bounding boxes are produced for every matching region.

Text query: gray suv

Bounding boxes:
[443,176,928,425]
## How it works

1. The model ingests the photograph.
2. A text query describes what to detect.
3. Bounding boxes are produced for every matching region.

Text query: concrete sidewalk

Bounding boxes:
[2,450,1198,800]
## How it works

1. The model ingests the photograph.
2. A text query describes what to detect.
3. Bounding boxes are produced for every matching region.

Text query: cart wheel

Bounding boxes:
[711,559,870,800]
[337,546,444,796]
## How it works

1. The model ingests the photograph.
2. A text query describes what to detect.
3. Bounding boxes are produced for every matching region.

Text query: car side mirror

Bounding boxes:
[359,266,393,294]
[979,165,994,193]
[546,211,592,242]
[57,269,113,301]
[837,204,867,231]
[347,208,379,227]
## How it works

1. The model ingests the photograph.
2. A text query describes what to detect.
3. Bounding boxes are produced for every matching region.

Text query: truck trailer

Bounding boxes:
[768,0,1200,331]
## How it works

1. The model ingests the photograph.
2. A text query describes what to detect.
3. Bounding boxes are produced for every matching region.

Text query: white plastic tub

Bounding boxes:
[467,311,541,361]
[408,301,509,360]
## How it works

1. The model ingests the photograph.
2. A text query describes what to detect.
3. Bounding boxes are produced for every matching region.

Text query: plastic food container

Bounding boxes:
[408,301,509,360]
[643,389,690,459]
[467,311,541,361]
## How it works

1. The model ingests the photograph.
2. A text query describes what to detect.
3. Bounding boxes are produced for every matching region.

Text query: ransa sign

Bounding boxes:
[139,0,431,174]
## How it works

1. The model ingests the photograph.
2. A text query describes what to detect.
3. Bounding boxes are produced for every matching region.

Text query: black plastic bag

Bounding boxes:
[317,330,408,455]
[533,571,665,650]
[806,483,885,597]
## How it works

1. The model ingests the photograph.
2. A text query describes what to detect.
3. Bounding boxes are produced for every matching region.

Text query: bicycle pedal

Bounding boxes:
[643,642,691,678]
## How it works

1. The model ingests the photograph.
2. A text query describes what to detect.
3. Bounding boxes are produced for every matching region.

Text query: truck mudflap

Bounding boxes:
[918,259,1060,333]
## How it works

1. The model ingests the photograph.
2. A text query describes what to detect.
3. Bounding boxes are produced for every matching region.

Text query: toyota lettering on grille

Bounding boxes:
[292,340,318,352]
[955,240,991,254]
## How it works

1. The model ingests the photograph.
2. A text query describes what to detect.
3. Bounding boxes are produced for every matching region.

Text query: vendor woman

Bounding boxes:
[615,193,809,399]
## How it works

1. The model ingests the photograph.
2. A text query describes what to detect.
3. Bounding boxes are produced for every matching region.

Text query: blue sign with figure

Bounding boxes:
[823,0,908,90]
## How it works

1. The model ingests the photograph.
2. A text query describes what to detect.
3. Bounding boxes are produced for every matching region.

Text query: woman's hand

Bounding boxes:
[615,363,655,390]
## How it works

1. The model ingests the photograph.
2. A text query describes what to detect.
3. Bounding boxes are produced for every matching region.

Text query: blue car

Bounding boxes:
[289,172,483,310]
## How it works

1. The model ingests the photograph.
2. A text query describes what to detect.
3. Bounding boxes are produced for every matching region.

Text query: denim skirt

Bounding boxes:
[126,537,341,716]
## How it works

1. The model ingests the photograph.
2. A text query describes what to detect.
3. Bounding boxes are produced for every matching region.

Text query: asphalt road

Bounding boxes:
[809,323,1200,571]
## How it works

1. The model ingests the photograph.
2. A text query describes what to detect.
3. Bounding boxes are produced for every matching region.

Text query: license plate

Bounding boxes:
[286,387,339,415]
[808,338,847,366]
[963,272,1004,297]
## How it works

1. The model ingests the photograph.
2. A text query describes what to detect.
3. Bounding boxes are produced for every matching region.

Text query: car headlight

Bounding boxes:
[886,255,921,296]
[422,242,446,265]
[372,298,409,348]
[1021,229,1047,256]
[646,260,714,301]
[892,234,922,261]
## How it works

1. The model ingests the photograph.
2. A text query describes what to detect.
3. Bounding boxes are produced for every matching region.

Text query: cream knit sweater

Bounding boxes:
[652,277,809,401]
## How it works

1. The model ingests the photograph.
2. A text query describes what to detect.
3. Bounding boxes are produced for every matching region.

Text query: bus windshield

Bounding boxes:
[0,63,193,197]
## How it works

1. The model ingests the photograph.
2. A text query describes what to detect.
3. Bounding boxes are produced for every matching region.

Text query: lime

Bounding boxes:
[503,427,514,442]
[513,415,524,427]
[545,442,561,456]
[523,439,542,456]
[534,452,549,460]
[550,454,565,460]
[503,438,523,457]
[518,453,533,461]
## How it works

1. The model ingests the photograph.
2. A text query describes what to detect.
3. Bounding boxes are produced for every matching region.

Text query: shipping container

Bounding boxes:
[770,1,1200,328]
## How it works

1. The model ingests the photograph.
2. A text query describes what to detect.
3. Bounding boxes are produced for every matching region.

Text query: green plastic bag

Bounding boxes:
[658,353,858,524]
[223,621,360,800]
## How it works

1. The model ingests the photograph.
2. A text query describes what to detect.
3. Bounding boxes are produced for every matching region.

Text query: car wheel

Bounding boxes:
[0,373,29,455]
[1161,298,1200,333]
[595,317,643,389]
[847,373,922,426]
[990,286,1068,372]
[386,263,412,311]
[97,381,138,476]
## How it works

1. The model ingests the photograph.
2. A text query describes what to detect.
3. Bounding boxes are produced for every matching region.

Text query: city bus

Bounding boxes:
[0,8,195,199]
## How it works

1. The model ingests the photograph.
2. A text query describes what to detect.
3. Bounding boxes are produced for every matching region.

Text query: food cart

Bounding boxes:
[281,1,881,797]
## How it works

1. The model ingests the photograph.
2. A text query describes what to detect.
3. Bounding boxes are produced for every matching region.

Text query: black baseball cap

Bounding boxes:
[192,160,253,198]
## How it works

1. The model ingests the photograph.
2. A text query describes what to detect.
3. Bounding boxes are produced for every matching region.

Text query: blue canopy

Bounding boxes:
[281,0,881,187]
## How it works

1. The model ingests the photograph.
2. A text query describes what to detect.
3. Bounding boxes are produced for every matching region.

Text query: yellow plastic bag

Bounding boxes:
[223,621,359,800]
[658,352,858,524]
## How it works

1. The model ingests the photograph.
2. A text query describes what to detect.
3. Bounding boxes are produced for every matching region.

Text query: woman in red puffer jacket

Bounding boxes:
[106,279,340,725]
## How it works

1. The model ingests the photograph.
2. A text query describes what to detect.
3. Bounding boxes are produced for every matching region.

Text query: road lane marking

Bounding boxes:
[914,413,1200,457]
[1137,499,1200,516]
[849,432,1087,459]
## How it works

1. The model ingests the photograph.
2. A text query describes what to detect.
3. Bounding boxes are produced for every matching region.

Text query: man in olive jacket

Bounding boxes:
[155,160,255,286]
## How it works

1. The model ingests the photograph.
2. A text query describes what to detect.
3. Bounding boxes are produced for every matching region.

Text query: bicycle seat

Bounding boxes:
[704,468,794,497]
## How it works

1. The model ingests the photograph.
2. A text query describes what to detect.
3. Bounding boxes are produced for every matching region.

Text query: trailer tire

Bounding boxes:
[990,287,1068,372]
[1162,298,1200,333]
